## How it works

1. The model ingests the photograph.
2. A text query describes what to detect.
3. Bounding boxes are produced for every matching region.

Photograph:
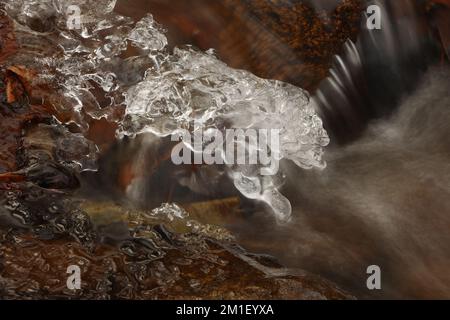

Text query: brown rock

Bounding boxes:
[117,0,363,91]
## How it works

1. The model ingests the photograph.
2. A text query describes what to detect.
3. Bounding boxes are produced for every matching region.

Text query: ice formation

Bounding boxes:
[1,0,330,222]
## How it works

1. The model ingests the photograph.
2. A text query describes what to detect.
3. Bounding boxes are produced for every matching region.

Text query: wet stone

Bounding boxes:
[0,200,353,299]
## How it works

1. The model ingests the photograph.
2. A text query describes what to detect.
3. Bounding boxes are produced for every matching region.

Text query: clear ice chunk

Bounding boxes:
[128,14,168,52]
[120,47,329,222]
[120,47,329,170]
[1,0,329,222]
[150,203,189,222]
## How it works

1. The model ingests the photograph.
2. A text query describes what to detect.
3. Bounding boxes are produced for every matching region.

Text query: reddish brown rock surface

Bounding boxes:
[117,0,363,91]
[0,228,353,300]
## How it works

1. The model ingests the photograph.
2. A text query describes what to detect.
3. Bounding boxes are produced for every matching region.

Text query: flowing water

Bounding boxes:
[234,66,450,299]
